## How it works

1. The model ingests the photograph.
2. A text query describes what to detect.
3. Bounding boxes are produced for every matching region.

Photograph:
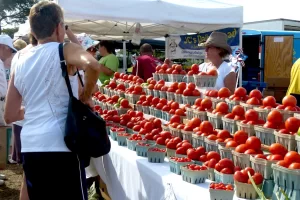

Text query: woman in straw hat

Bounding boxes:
[200,32,236,94]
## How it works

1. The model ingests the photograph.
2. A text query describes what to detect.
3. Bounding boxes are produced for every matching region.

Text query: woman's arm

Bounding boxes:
[4,73,24,124]
[66,27,80,46]
[100,64,114,76]
[224,72,237,94]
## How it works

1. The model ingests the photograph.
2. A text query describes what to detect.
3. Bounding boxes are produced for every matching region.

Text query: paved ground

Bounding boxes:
[0,164,23,200]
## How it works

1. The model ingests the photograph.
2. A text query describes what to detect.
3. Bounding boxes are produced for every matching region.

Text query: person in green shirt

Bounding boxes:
[98,40,119,83]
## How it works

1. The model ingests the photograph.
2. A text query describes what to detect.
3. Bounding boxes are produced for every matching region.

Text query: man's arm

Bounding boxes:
[4,73,24,124]
[63,43,101,105]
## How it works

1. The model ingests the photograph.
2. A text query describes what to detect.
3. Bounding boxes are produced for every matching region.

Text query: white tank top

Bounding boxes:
[199,61,235,90]
[14,42,79,152]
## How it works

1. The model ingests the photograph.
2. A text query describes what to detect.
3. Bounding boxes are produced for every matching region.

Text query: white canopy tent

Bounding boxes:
[55,0,243,40]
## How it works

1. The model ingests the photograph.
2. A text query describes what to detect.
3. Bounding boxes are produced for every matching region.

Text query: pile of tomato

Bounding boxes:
[148,147,166,153]
[128,134,145,141]
[169,157,192,163]
[209,183,233,191]
[185,164,208,171]
[117,133,131,137]
[234,167,263,185]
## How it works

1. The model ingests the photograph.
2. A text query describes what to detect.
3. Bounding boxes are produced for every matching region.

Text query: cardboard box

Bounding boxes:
[0,126,10,170]
[263,89,275,98]
[266,78,290,88]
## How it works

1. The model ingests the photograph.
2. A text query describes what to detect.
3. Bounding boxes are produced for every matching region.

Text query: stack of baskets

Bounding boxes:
[193,75,217,88]
[274,130,297,151]
[207,112,223,129]
[254,125,276,146]
[237,121,256,137]
[272,163,300,200]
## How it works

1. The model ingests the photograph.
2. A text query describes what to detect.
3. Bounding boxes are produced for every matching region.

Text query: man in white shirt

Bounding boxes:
[0,35,16,126]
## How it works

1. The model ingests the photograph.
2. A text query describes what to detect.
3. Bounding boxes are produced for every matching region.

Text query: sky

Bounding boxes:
[219,0,300,23]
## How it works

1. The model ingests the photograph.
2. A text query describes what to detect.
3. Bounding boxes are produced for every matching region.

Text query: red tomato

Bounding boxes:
[199,121,214,134]
[207,135,218,141]
[232,105,245,117]
[244,167,255,176]
[254,154,267,160]
[183,89,193,96]
[249,89,262,99]
[244,149,257,154]
[207,69,218,76]
[276,105,286,110]
[234,115,245,121]
[234,171,248,183]
[251,173,264,185]
[218,87,231,98]
[268,154,283,161]
[233,130,248,145]
[178,82,187,91]
[181,142,193,150]
[171,102,180,110]
[187,148,201,160]
[221,168,234,174]
[245,136,261,150]
[170,115,181,124]
[144,122,153,131]
[175,146,187,155]
[267,110,283,124]
[245,109,259,122]
[235,144,249,153]
[262,96,277,107]
[224,113,235,119]
[246,97,261,105]
[263,121,277,129]
[207,151,221,162]
[234,87,247,97]
[285,106,297,111]
[187,83,196,91]
[269,143,288,157]
[153,119,162,128]
[156,137,166,145]
[285,117,300,133]
[216,102,229,114]
[277,160,290,168]
[201,98,213,110]
[199,155,208,162]
[214,163,223,172]
[217,130,231,140]
[226,140,238,148]
[191,64,199,73]
[188,118,201,128]
[218,158,235,171]
[120,99,129,108]
[282,95,297,107]
[207,158,218,168]
[284,151,300,164]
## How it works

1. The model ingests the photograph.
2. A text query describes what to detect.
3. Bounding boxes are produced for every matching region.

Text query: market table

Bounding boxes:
[86,138,249,200]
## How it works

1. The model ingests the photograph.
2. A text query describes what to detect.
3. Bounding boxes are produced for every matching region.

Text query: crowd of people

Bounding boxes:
[0,1,240,200]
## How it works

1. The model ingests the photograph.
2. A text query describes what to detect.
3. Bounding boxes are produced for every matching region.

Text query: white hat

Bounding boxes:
[76,33,99,51]
[0,35,17,52]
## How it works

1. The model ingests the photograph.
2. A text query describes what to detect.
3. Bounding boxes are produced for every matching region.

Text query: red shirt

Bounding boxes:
[132,55,162,81]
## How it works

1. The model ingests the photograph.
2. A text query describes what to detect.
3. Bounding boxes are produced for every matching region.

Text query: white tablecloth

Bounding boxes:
[86,138,214,200]
[86,139,251,200]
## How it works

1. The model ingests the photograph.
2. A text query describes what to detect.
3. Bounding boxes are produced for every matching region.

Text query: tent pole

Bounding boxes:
[122,40,127,73]
[239,28,243,87]
[165,35,169,59]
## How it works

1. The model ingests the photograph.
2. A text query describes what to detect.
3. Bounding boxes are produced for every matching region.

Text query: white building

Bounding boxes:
[243,18,300,31]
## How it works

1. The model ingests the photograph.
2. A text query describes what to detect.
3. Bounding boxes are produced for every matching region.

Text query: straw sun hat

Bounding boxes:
[200,32,232,54]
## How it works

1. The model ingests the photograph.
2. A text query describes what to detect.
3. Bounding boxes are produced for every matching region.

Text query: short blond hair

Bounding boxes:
[13,39,27,50]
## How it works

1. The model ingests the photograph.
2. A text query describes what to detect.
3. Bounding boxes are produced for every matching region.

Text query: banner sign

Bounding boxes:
[167,28,240,59]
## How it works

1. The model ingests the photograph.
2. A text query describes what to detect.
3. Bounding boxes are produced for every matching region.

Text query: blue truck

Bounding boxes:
[242,30,300,96]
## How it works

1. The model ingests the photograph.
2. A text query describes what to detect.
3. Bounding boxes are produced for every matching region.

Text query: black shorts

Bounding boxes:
[22,152,88,200]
